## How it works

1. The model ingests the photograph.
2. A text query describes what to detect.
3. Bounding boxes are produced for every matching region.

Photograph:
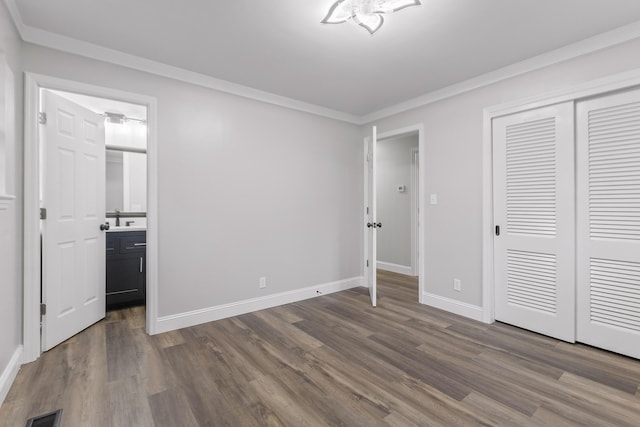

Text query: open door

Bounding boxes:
[364,126,378,307]
[41,90,107,350]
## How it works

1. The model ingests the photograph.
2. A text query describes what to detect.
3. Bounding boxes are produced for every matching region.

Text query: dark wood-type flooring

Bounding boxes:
[2,270,640,426]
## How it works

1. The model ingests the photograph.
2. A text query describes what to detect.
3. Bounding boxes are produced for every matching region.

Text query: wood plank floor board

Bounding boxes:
[148,388,199,427]
[461,391,546,427]
[293,321,411,385]
[286,301,376,338]
[471,351,639,427]
[2,269,640,426]
[301,348,447,427]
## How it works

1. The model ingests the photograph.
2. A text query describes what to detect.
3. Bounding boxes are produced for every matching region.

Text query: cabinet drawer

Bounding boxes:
[118,231,147,254]
[106,234,118,255]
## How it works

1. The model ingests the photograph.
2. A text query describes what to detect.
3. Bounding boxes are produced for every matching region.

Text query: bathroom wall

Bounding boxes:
[376,134,418,272]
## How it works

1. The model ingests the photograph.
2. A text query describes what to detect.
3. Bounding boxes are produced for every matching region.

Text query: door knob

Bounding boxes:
[100,223,110,231]
[376,222,382,228]
[367,222,374,228]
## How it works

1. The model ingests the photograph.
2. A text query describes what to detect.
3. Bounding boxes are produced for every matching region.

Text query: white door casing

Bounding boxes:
[576,89,640,359]
[493,103,576,342]
[41,90,106,350]
[364,126,378,307]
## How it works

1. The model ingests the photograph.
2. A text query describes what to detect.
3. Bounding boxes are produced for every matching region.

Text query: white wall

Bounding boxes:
[0,0,23,404]
[376,134,418,269]
[365,38,640,309]
[22,43,362,317]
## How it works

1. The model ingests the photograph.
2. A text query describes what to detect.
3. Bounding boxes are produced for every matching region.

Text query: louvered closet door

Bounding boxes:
[493,103,576,342]
[576,89,640,359]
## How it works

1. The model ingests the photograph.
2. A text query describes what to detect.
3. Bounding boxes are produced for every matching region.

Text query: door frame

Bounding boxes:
[411,146,419,276]
[482,68,640,324]
[365,124,425,303]
[23,73,159,362]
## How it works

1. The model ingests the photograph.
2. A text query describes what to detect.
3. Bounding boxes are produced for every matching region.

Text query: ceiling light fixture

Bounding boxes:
[322,0,421,35]
[104,112,147,125]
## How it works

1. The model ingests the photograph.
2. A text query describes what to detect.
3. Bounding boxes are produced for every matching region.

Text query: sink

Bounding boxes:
[106,225,147,232]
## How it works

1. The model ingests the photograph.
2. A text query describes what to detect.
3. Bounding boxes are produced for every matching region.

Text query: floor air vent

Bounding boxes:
[25,409,62,427]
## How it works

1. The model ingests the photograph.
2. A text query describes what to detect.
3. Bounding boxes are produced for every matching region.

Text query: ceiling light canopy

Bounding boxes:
[322,0,421,35]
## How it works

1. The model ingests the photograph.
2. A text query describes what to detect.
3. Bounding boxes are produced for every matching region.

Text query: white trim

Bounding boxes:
[155,277,363,334]
[361,20,640,123]
[6,0,640,125]
[4,1,358,125]
[3,0,24,35]
[23,74,40,362]
[375,124,425,304]
[23,73,160,362]
[411,146,419,277]
[481,67,640,326]
[377,261,413,276]
[481,108,495,324]
[0,345,22,406]
[0,194,15,210]
[422,292,484,323]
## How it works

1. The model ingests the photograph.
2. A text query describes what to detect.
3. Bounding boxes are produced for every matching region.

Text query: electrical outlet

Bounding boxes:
[259,277,266,288]
[453,278,461,292]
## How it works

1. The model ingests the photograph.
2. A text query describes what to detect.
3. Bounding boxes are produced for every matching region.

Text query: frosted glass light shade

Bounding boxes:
[321,0,421,34]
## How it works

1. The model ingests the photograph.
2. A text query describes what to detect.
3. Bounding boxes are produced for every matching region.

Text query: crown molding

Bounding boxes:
[4,0,360,125]
[3,0,23,35]
[6,0,640,126]
[360,19,640,124]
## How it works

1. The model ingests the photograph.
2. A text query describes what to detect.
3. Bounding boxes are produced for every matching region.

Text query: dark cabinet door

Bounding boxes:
[106,231,146,310]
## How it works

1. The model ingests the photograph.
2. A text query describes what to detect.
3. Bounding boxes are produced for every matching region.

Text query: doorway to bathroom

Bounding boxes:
[23,74,158,362]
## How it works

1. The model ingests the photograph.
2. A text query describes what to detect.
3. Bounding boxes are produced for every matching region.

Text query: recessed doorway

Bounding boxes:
[23,74,158,362]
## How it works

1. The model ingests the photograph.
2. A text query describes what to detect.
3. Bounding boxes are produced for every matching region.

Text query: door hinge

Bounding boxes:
[40,208,47,220]
[39,112,47,125]
[366,260,369,267]
[366,206,369,215]
[40,303,46,316]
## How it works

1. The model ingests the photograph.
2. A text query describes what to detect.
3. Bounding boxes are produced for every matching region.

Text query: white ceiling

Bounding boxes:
[12,0,640,117]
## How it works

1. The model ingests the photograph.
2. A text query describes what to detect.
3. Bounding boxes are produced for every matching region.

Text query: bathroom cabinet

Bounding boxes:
[106,230,146,310]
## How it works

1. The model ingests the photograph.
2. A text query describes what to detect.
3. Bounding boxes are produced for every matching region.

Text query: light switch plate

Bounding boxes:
[430,193,438,205]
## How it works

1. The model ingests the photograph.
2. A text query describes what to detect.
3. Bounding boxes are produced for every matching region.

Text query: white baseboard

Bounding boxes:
[422,292,485,323]
[155,276,364,334]
[377,261,414,276]
[0,346,23,406]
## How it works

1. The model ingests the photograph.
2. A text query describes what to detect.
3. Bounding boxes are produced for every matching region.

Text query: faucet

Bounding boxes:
[115,209,121,227]
[126,220,135,227]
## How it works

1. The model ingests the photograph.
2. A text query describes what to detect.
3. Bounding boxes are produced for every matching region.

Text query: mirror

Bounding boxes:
[104,118,147,215]
[106,149,146,213]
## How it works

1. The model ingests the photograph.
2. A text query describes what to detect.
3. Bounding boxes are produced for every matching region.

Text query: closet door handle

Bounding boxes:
[495,225,500,236]
[140,257,143,273]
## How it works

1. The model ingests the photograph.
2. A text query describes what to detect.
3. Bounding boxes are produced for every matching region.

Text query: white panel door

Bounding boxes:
[493,103,576,342]
[364,126,378,307]
[41,90,106,351]
[576,89,640,359]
